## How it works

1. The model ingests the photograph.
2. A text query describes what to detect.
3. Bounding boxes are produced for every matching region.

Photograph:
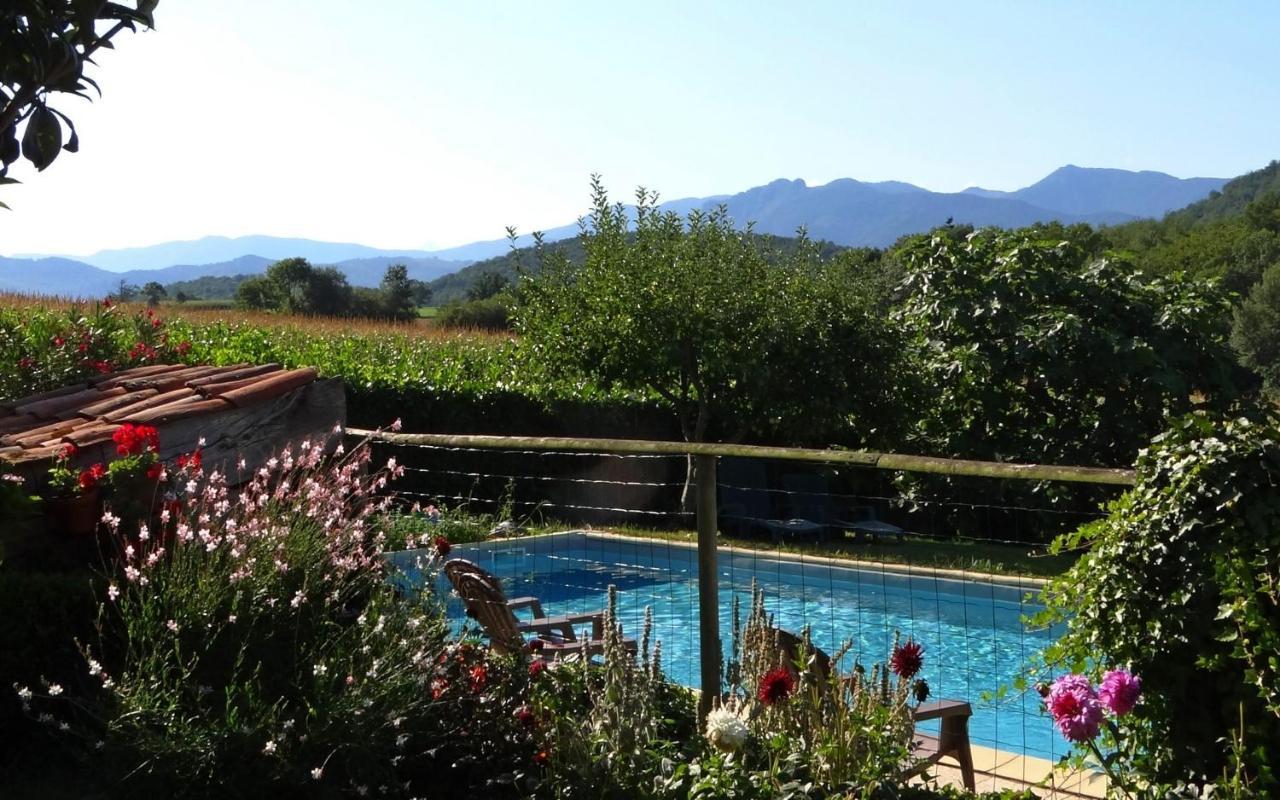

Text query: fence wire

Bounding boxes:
[375,435,1126,790]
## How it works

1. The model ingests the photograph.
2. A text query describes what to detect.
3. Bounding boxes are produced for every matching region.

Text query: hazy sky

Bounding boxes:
[2,1,1278,257]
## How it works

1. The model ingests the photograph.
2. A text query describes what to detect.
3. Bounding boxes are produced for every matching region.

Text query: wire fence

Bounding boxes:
[366,428,1131,794]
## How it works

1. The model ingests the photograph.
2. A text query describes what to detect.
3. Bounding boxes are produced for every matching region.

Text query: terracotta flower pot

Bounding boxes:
[45,487,102,536]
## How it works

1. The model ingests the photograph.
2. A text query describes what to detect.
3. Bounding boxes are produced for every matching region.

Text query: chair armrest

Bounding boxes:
[506,596,545,618]
[912,699,971,722]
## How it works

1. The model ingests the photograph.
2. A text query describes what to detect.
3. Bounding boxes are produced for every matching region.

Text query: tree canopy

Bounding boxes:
[517,177,896,448]
[893,228,1243,468]
[235,258,423,321]
[1,1,156,202]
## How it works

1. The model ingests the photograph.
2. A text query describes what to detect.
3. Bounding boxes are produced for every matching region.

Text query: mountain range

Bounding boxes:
[0,165,1229,297]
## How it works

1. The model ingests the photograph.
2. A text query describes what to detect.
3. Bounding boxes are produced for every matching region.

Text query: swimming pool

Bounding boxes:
[389,531,1067,761]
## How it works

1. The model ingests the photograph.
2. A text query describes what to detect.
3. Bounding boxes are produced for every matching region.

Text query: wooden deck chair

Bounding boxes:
[905,699,976,792]
[771,627,833,681]
[445,559,635,658]
[768,628,975,792]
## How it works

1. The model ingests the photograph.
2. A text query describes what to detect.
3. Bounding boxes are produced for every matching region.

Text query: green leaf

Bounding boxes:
[21,105,63,171]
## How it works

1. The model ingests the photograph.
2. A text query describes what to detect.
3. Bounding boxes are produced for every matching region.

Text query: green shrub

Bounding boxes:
[437,296,512,331]
[0,300,190,401]
[1037,414,1280,793]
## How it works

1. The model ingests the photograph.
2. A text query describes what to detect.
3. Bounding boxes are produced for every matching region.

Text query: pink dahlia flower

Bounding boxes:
[1098,669,1142,717]
[1047,673,1104,742]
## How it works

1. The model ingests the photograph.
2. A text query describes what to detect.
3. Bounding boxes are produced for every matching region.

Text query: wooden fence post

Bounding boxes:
[695,453,720,721]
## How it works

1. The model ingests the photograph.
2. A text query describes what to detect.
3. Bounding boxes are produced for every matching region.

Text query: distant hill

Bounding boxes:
[39,235,442,272]
[1161,160,1280,227]
[964,165,1227,219]
[451,166,1223,254]
[2,164,1231,298]
[0,252,469,298]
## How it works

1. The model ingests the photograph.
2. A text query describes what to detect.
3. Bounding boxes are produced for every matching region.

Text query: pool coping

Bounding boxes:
[538,529,1051,590]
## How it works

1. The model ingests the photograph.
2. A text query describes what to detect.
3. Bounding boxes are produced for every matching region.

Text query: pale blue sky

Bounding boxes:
[2,1,1277,256]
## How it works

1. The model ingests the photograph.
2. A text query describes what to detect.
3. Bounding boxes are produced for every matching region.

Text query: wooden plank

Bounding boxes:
[348,429,1137,486]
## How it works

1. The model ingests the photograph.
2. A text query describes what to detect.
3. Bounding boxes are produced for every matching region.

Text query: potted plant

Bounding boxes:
[44,443,105,536]
[107,423,164,525]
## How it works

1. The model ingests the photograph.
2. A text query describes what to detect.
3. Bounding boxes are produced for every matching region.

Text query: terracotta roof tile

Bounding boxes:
[0,414,40,435]
[5,419,80,448]
[94,364,187,390]
[75,389,160,419]
[221,368,318,408]
[20,386,128,420]
[0,363,321,466]
[187,363,280,388]
[127,397,235,426]
[102,388,198,421]
[1,382,93,412]
[63,422,120,449]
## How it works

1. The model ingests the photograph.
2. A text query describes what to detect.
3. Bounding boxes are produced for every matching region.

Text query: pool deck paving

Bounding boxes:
[920,742,1106,798]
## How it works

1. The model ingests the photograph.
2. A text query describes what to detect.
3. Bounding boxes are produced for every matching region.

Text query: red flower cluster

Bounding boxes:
[18,357,35,370]
[758,666,796,705]
[528,659,547,678]
[514,705,537,729]
[468,664,488,693]
[113,423,160,457]
[177,450,202,470]
[58,443,78,461]
[175,340,192,357]
[146,462,164,480]
[128,341,159,362]
[433,535,451,558]
[78,463,106,490]
[890,639,924,680]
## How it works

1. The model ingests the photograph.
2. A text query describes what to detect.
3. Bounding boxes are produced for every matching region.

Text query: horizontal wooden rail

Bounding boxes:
[346,428,1136,486]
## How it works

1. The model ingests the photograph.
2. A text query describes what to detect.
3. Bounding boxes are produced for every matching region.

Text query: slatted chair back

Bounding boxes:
[443,558,500,593]
[450,571,526,656]
[770,627,833,682]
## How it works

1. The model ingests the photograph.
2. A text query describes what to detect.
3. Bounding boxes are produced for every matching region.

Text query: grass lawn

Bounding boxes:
[416,305,439,318]
[568,524,1076,579]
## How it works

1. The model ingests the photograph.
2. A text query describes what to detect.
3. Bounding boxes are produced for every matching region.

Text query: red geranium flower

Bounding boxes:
[146,462,163,480]
[469,664,488,693]
[58,443,78,460]
[433,535,451,558]
[528,659,547,678]
[891,639,925,680]
[78,463,105,490]
[53,336,65,347]
[758,667,796,705]
[533,749,550,766]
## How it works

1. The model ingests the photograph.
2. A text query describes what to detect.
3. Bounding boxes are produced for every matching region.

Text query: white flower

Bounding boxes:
[137,524,150,541]
[16,685,32,702]
[311,767,324,780]
[395,733,409,748]
[47,683,64,697]
[88,659,103,677]
[390,417,402,431]
[263,740,277,755]
[704,705,749,752]
[198,436,207,446]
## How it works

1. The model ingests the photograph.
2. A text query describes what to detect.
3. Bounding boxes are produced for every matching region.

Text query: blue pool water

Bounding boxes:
[388,532,1067,761]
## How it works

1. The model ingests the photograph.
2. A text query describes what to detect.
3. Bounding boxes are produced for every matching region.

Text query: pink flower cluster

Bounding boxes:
[1046,669,1141,743]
